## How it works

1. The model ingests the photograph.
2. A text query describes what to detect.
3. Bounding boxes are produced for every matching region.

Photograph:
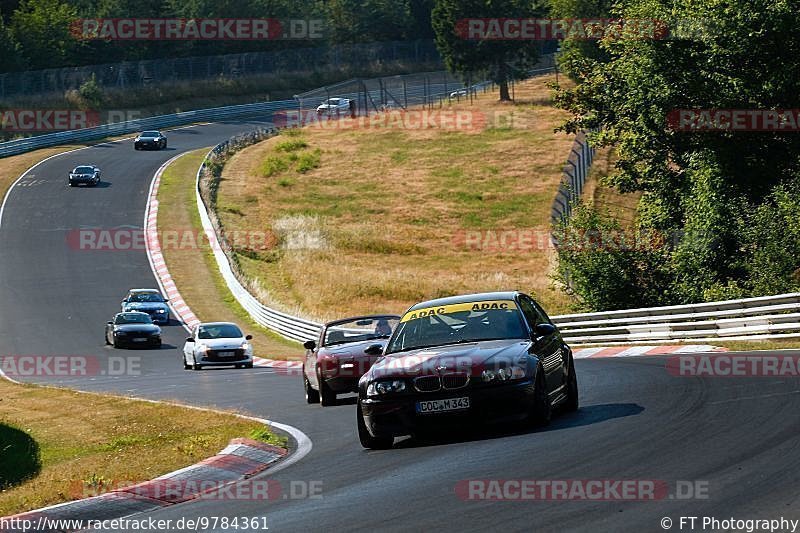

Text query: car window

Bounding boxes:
[115,314,152,324]
[323,316,399,347]
[386,300,526,354]
[519,296,550,327]
[129,293,163,302]
[74,166,94,173]
[197,324,243,339]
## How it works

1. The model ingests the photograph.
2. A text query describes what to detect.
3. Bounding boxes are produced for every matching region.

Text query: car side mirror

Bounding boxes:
[364,343,384,356]
[245,335,253,340]
[106,321,113,325]
[303,340,316,350]
[186,337,195,343]
[534,323,556,338]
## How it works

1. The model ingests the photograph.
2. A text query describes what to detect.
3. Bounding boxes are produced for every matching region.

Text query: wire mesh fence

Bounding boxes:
[0,40,441,99]
[294,53,557,117]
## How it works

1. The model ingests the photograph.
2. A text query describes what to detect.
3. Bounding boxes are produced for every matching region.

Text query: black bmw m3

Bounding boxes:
[356,291,578,449]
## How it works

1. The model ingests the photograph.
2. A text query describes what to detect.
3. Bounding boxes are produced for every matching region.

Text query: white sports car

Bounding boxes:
[182,322,254,370]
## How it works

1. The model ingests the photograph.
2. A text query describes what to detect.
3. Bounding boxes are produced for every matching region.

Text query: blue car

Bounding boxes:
[121,289,171,325]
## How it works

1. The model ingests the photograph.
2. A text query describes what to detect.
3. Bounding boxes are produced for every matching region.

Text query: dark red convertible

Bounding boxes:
[303,315,400,406]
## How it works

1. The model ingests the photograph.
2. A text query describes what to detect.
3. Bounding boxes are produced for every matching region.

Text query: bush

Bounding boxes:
[78,74,103,109]
[295,149,321,173]
[553,203,672,312]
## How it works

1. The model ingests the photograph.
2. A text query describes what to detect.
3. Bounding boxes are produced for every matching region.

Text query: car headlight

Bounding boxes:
[156,309,166,313]
[481,365,526,383]
[367,380,406,397]
[240,342,251,351]
[197,344,209,354]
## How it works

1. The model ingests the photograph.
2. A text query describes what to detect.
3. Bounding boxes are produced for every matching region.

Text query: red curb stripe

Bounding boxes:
[200,454,266,475]
[589,346,628,358]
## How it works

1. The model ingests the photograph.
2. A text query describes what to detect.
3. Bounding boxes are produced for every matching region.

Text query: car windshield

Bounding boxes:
[128,293,163,302]
[323,316,400,346]
[115,313,152,325]
[197,324,243,339]
[385,300,526,354]
[141,131,159,137]
[74,166,94,173]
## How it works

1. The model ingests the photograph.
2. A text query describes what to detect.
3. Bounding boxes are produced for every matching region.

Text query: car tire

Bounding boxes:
[192,355,202,371]
[69,182,76,187]
[183,356,191,370]
[304,373,320,404]
[564,355,579,412]
[245,362,253,369]
[530,363,552,426]
[317,368,336,406]
[357,401,393,450]
[112,338,120,349]
[134,145,140,150]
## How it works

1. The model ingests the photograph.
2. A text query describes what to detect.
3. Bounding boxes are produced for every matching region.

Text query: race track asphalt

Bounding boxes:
[1,120,798,532]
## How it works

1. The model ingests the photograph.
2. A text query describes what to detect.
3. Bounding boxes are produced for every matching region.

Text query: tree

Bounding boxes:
[10,0,83,69]
[0,16,20,72]
[432,0,546,101]
[553,0,800,307]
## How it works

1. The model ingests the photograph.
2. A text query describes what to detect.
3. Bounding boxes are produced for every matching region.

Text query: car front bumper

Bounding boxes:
[360,379,537,438]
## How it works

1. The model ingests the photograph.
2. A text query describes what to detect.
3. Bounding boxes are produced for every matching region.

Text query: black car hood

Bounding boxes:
[367,338,531,379]
[114,324,160,334]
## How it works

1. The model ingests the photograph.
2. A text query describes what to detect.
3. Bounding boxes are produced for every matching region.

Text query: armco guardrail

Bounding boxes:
[0,100,298,158]
[551,130,595,226]
[553,293,800,344]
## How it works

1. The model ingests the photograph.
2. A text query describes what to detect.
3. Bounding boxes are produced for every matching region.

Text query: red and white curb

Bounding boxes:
[3,439,287,530]
[145,154,202,332]
[573,345,728,359]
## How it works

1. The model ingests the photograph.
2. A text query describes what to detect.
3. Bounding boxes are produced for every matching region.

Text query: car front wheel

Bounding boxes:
[357,401,393,450]
[530,363,552,426]
[563,355,579,412]
[304,372,320,404]
[317,368,337,406]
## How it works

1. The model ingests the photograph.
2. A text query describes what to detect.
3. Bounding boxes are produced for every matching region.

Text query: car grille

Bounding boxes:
[413,375,441,393]
[441,373,470,390]
[206,349,246,362]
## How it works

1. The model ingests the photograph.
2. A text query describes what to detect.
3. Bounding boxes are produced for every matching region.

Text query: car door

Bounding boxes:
[518,296,564,393]
[304,329,323,388]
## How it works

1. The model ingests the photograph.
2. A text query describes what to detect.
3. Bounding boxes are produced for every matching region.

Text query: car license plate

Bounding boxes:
[217,351,233,357]
[416,397,470,414]
[133,338,147,342]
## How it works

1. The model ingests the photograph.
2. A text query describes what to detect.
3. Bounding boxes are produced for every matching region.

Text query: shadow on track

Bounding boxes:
[393,403,645,450]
